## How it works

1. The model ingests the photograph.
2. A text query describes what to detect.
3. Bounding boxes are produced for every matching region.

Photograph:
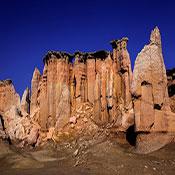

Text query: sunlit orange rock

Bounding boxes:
[0,27,174,153]
[132,27,175,153]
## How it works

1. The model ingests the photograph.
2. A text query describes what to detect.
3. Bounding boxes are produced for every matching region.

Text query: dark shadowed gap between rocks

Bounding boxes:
[0,114,5,130]
[0,114,12,145]
[126,125,137,146]
[168,84,175,97]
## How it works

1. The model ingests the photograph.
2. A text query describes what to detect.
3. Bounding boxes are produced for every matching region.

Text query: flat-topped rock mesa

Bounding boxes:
[0,27,175,153]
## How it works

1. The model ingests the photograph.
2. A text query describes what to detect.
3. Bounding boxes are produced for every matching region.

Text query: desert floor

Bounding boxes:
[1,135,175,175]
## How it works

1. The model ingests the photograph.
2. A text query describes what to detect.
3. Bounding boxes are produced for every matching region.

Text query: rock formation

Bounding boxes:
[21,87,30,115]
[132,27,175,153]
[0,80,20,140]
[30,67,41,115]
[0,80,39,146]
[0,80,20,113]
[0,27,175,153]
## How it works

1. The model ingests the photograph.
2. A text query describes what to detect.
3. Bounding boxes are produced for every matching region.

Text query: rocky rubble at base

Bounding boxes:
[0,27,175,154]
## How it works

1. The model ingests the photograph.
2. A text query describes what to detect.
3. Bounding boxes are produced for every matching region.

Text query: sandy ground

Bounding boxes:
[1,135,175,175]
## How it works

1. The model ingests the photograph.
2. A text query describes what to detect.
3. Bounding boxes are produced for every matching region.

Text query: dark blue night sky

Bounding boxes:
[0,0,175,96]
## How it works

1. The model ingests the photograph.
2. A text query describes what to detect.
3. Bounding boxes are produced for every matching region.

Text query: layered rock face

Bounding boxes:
[0,27,175,153]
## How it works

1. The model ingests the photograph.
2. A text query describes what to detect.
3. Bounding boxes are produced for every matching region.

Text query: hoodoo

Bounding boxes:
[0,27,175,153]
[132,27,175,153]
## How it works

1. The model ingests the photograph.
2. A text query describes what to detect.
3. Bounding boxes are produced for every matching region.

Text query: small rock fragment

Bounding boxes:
[69,116,77,124]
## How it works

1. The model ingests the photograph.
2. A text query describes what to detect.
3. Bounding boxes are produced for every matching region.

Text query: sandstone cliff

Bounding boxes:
[0,27,175,153]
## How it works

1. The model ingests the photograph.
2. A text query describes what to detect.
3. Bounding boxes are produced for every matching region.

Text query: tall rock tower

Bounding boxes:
[132,27,175,153]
